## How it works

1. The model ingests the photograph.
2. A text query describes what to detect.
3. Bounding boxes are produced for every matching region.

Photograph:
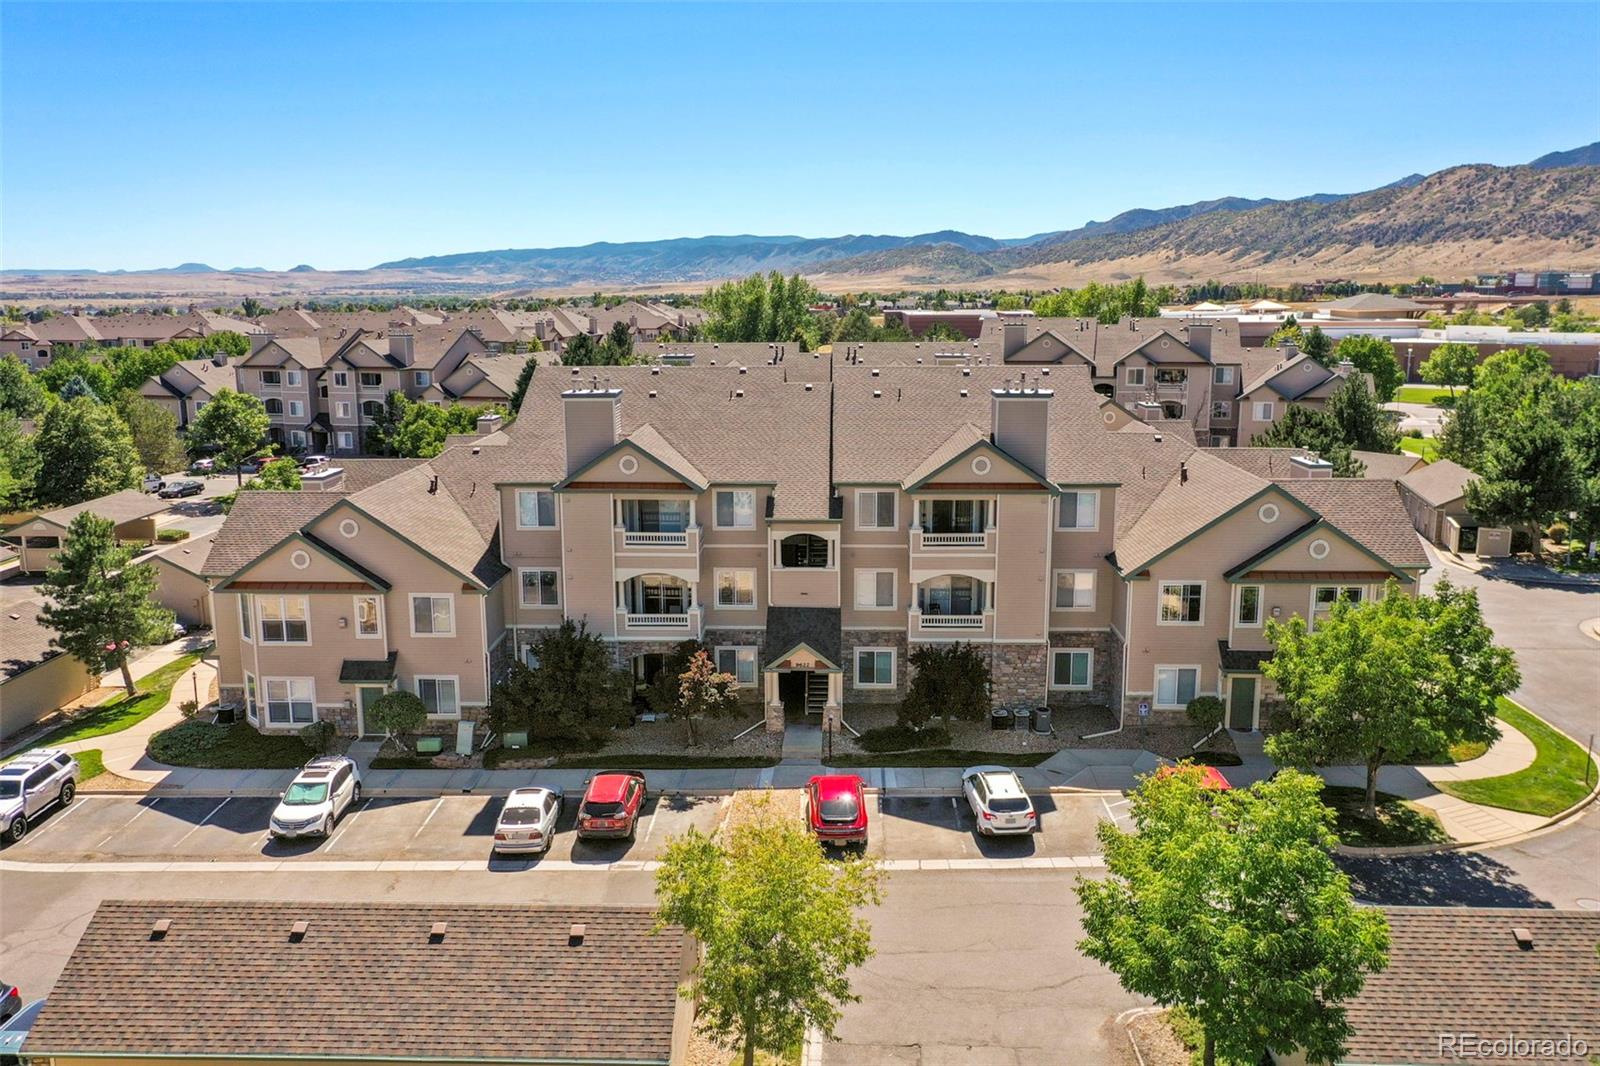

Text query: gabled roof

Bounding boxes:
[762,607,842,672]
[342,464,507,588]
[25,900,690,1065]
[1,599,73,681]
[1239,350,1337,400]
[1275,477,1430,570]
[900,423,1054,492]
[152,530,216,577]
[215,529,390,592]
[1399,458,1476,507]
[1114,452,1277,575]
[35,489,167,529]
[557,424,709,492]
[203,493,343,576]
[1352,449,1425,480]
[1224,516,1417,583]
[1323,292,1426,312]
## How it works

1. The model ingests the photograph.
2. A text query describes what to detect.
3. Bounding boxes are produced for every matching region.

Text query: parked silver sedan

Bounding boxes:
[493,787,562,855]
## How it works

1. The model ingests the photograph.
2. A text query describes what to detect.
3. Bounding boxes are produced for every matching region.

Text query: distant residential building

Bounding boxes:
[138,352,236,429]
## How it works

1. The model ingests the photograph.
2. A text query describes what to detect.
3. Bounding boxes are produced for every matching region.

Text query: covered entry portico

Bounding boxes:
[760,606,843,733]
[1218,641,1270,731]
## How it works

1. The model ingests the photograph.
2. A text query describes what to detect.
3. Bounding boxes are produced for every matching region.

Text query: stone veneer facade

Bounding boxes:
[704,627,768,706]
[985,642,1049,710]
[841,629,910,703]
[1046,630,1122,709]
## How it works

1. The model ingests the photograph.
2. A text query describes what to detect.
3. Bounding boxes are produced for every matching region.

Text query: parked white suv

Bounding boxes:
[1,749,80,844]
[961,765,1037,836]
[269,756,362,839]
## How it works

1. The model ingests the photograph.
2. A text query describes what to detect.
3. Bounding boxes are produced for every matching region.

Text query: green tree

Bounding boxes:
[487,620,633,749]
[32,396,142,506]
[0,355,48,417]
[672,649,738,745]
[239,297,267,319]
[114,393,187,476]
[1419,342,1478,397]
[1250,405,1358,476]
[187,389,269,485]
[508,354,537,413]
[655,805,884,1066]
[993,293,1025,311]
[562,332,599,366]
[701,271,827,348]
[1463,414,1579,535]
[1264,580,1517,818]
[833,306,876,343]
[1077,766,1389,1066]
[642,639,707,718]
[366,690,428,753]
[898,642,990,728]
[1300,324,1334,365]
[921,322,965,342]
[36,355,116,399]
[240,456,303,492]
[1325,375,1400,454]
[40,512,176,695]
[1333,335,1402,402]
[57,374,99,402]
[362,391,411,455]
[597,319,634,364]
[0,412,40,510]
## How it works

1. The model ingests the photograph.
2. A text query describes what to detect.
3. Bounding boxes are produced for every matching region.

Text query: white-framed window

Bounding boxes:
[520,568,559,607]
[1213,365,1235,386]
[260,369,282,386]
[257,595,309,644]
[1310,585,1364,630]
[1253,401,1275,421]
[415,676,460,718]
[854,569,896,610]
[414,370,430,387]
[360,400,383,418]
[715,646,758,686]
[263,398,284,415]
[715,568,756,608]
[515,489,557,529]
[1054,569,1095,610]
[263,677,315,725]
[714,489,756,529]
[1211,400,1232,420]
[1235,585,1263,627]
[855,489,896,530]
[332,371,349,388]
[854,647,895,689]
[354,595,382,638]
[238,594,253,643]
[286,369,303,386]
[410,594,454,636]
[289,430,307,448]
[288,400,304,417]
[244,673,258,723]
[359,371,383,388]
[1154,666,1201,709]
[1124,366,1146,386]
[1158,581,1205,625]
[1058,490,1099,531]
[337,401,351,418]
[336,432,354,450]
[1051,649,1092,690]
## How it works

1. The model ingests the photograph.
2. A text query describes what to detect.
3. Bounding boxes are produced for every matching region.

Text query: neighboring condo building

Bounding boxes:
[200,360,1427,740]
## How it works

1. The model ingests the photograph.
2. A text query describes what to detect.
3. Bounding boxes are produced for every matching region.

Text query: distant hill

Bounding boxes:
[1529,141,1600,169]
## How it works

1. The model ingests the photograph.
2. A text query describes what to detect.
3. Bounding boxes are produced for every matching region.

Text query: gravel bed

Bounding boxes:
[1052,706,1238,761]
[599,710,780,758]
[835,704,1077,757]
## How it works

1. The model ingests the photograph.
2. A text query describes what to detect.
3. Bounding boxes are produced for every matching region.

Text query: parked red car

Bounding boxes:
[805,774,868,848]
[576,770,646,841]
[1154,764,1233,790]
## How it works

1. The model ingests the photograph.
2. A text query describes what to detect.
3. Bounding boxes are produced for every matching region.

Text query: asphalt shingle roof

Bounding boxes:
[1400,458,1476,507]
[26,900,689,1064]
[1,599,67,680]
[36,489,168,529]
[1275,477,1431,570]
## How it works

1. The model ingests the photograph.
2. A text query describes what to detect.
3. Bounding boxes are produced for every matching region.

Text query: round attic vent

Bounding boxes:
[339,519,359,539]
[618,455,638,475]
[1308,538,1331,560]
[1258,503,1279,524]
[971,456,992,476]
[290,549,311,570]
[1103,411,1116,424]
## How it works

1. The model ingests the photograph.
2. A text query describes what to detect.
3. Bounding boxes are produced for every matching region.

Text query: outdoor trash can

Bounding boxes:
[991,707,1011,731]
[1012,707,1032,731]
[1032,706,1052,734]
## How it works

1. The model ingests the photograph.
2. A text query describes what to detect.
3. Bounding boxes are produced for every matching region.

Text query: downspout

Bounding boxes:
[1080,576,1132,739]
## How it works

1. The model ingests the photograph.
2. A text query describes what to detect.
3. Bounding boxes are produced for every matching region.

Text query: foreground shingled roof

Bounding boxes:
[27,900,690,1064]
[1400,457,1477,507]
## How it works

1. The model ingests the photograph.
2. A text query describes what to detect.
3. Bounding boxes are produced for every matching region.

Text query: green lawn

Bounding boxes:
[76,749,106,783]
[147,720,314,768]
[1321,785,1449,848]
[31,649,209,750]
[1393,385,1464,406]
[826,749,1054,768]
[1437,699,1598,817]
[1399,436,1442,463]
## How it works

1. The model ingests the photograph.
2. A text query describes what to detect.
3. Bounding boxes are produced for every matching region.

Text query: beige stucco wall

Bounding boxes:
[0,652,97,741]
[154,562,212,627]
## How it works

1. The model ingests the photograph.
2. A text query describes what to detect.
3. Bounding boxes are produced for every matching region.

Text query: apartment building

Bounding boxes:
[137,352,236,429]
[201,361,1427,739]
[0,324,52,369]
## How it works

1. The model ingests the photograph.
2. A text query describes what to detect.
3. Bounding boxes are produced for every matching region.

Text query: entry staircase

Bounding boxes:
[805,673,829,716]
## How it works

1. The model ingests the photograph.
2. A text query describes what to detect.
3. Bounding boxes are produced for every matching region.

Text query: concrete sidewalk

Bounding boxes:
[1438,552,1600,588]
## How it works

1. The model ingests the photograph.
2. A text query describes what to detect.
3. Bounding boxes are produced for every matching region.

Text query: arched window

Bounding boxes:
[263,398,283,415]
[361,400,383,418]
[779,533,829,568]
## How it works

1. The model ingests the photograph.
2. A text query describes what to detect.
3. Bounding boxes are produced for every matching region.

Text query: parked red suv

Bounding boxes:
[576,770,647,841]
[805,774,868,848]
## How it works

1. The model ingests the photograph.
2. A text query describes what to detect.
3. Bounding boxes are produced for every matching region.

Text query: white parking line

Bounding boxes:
[96,797,161,849]
[170,798,230,849]
[638,804,659,846]
[1,854,1110,875]
[25,793,99,839]
[409,798,445,843]
[323,798,370,852]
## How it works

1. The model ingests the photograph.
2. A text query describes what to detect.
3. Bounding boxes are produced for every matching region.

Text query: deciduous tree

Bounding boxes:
[1325,375,1400,454]
[1418,341,1478,397]
[1463,414,1579,534]
[0,355,48,418]
[240,456,303,492]
[40,512,175,695]
[114,393,187,476]
[673,649,738,745]
[366,690,428,753]
[187,388,269,485]
[1077,766,1389,1066]
[1333,335,1402,402]
[32,396,141,506]
[655,805,884,1066]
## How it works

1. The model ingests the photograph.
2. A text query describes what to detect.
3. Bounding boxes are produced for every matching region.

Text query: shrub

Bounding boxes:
[299,720,337,754]
[157,528,191,542]
[1185,695,1225,732]
[899,642,990,728]
[1510,529,1534,554]
[1546,521,1569,542]
[178,698,200,718]
[856,724,952,752]
[488,621,633,748]
[367,690,427,751]
[1406,428,1424,439]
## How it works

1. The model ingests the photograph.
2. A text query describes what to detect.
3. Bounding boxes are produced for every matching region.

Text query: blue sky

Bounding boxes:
[3,2,1596,272]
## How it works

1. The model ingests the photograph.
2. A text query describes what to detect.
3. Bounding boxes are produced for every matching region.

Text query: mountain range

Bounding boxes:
[3,143,1596,297]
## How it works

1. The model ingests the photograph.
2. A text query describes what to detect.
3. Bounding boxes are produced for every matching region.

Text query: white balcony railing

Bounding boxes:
[918,531,987,548]
[622,529,689,548]
[918,613,987,628]
[623,612,694,629]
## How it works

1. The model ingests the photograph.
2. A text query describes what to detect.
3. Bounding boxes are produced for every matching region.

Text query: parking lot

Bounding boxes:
[3,790,1116,868]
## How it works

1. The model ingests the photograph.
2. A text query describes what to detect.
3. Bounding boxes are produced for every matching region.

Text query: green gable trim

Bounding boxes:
[1224,518,1416,584]
[762,640,841,674]
[214,530,391,592]
[902,438,1055,494]
[554,437,706,492]
[1116,484,1285,576]
[324,499,488,591]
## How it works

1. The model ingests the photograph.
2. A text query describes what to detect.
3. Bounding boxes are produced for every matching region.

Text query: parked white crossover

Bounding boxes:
[0,749,80,844]
[269,756,362,839]
[493,787,562,855]
[961,765,1037,836]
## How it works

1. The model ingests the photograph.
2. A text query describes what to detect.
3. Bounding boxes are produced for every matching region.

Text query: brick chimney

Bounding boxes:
[562,387,622,475]
[990,381,1052,477]
[1002,320,1027,359]
[389,331,415,366]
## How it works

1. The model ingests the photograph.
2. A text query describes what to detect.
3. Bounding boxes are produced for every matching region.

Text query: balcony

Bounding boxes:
[910,528,995,553]
[908,608,994,640]
[616,606,704,638]
[615,525,701,550]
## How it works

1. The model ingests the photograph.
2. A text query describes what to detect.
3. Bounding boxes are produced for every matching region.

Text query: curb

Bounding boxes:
[82,783,1129,801]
